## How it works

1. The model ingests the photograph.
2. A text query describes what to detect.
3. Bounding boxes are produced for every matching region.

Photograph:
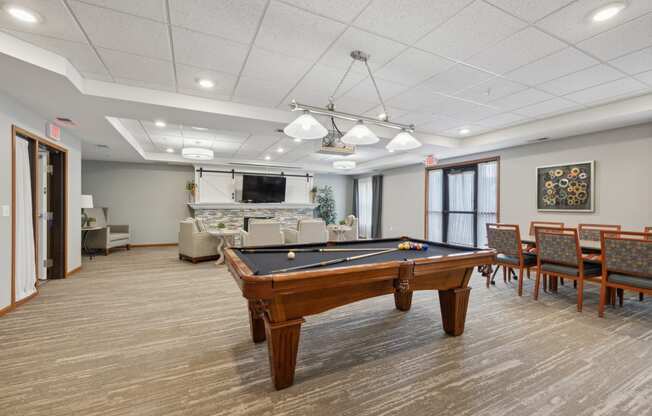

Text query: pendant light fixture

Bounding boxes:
[341,121,379,145]
[283,110,328,140]
[386,130,422,152]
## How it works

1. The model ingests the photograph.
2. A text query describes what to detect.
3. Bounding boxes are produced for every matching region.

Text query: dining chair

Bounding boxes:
[486,223,537,296]
[645,226,652,239]
[578,224,621,262]
[533,227,602,312]
[525,221,564,254]
[598,231,652,317]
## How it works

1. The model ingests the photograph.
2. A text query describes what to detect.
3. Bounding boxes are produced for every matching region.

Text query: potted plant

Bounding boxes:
[316,186,336,225]
[309,186,318,203]
[217,222,226,229]
[87,217,97,227]
[339,219,346,225]
[186,181,197,203]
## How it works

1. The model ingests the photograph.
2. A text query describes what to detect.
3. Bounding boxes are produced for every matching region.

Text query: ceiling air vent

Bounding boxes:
[531,137,549,142]
[55,117,76,127]
[96,144,110,149]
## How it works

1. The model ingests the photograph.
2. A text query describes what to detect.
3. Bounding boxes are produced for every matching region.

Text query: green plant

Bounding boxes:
[310,186,318,193]
[339,219,346,225]
[185,181,196,191]
[316,185,336,225]
[87,217,96,226]
[217,222,226,229]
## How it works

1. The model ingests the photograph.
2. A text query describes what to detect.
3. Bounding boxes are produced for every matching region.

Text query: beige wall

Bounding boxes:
[380,122,652,239]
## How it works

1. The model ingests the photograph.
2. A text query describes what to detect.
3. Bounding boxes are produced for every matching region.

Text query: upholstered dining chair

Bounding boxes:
[578,224,621,262]
[525,221,565,255]
[533,227,602,312]
[486,223,537,296]
[598,231,652,317]
[645,226,652,239]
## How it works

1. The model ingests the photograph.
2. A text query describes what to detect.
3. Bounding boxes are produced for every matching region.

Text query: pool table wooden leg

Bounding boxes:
[248,300,266,343]
[394,290,413,311]
[438,287,471,336]
[264,316,304,390]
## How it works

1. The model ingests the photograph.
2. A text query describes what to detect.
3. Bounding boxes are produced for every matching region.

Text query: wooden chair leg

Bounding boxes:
[598,284,607,318]
[639,292,644,302]
[560,278,564,286]
[533,268,541,300]
[503,266,507,283]
[618,288,624,307]
[526,267,531,280]
[610,288,616,307]
[577,277,584,312]
[543,274,548,293]
[517,268,524,297]
[573,280,577,289]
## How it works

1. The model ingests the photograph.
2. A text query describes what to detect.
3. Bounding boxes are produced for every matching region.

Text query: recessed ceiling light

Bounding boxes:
[166,148,174,153]
[197,78,215,89]
[590,2,626,22]
[277,147,284,153]
[5,5,41,23]
[388,149,395,153]
[264,155,271,160]
[377,112,388,121]
[459,128,470,135]
[191,126,208,131]
[155,120,166,128]
[293,138,302,143]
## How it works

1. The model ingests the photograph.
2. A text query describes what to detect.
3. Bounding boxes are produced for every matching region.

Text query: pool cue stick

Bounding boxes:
[270,248,400,274]
[240,247,395,253]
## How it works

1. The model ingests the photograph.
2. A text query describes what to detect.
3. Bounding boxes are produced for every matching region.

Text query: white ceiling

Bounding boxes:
[0,0,651,173]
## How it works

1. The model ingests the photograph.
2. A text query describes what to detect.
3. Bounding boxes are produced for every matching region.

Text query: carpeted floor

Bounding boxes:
[1,247,651,416]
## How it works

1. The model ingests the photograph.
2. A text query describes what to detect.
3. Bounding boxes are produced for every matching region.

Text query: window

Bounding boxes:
[426,159,498,247]
[358,177,373,238]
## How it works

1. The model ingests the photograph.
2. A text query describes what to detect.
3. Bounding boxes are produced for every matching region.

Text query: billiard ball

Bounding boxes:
[287,251,296,260]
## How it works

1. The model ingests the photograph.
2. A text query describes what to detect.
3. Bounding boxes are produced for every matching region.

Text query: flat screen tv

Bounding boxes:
[241,175,286,203]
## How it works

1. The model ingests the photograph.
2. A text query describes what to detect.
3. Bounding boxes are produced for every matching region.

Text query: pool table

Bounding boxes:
[225,237,495,390]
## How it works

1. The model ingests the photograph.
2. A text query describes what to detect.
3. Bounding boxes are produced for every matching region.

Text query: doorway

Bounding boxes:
[11,126,67,307]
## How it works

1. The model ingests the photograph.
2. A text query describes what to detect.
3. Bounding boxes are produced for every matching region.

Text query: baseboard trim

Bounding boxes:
[15,290,38,307]
[131,243,178,248]
[66,266,82,277]
[0,304,13,317]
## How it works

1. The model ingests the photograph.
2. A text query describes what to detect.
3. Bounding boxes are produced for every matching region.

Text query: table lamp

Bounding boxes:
[80,194,94,227]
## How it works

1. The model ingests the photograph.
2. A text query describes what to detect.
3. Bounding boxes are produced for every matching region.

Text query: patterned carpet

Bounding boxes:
[1,247,651,416]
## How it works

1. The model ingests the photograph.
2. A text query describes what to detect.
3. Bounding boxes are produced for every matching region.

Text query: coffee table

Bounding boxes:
[207,229,240,265]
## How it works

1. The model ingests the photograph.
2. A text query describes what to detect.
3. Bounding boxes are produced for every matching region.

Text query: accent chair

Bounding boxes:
[83,207,131,255]
[241,220,285,246]
[284,219,328,244]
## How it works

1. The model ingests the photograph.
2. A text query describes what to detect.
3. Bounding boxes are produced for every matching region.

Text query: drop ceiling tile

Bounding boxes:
[513,97,580,118]
[255,1,346,60]
[538,64,623,96]
[69,1,171,60]
[285,64,366,106]
[98,48,175,89]
[416,1,526,61]
[78,0,167,21]
[169,0,266,44]
[475,112,527,128]
[176,64,237,99]
[213,131,250,143]
[537,0,652,43]
[242,47,314,83]
[635,70,652,86]
[233,76,295,107]
[421,64,494,94]
[441,125,488,137]
[609,46,652,76]
[4,30,108,75]
[374,48,456,86]
[286,0,370,22]
[489,88,553,111]
[211,141,242,154]
[363,106,409,121]
[577,14,652,61]
[564,78,648,105]
[484,0,574,23]
[418,115,465,133]
[386,87,447,112]
[506,47,598,86]
[319,27,405,72]
[436,100,502,121]
[0,0,87,42]
[456,77,527,103]
[466,27,566,74]
[179,127,216,141]
[330,96,376,114]
[338,77,408,104]
[172,27,248,75]
[354,0,474,44]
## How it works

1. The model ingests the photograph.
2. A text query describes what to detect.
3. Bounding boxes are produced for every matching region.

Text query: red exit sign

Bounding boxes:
[46,123,61,141]
[424,154,438,167]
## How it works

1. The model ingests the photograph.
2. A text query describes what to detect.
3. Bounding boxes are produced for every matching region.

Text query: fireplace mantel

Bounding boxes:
[188,202,318,210]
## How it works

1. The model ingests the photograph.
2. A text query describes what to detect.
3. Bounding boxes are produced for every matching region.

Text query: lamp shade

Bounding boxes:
[80,194,94,209]
[182,147,214,160]
[341,121,379,145]
[333,160,356,170]
[283,111,328,140]
[386,131,421,152]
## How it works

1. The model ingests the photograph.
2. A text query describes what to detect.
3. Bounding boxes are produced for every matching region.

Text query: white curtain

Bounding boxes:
[447,170,475,246]
[427,169,443,242]
[477,161,498,247]
[358,177,373,239]
[15,138,37,301]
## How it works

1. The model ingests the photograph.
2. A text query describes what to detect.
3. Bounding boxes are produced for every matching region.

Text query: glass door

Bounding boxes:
[444,167,476,246]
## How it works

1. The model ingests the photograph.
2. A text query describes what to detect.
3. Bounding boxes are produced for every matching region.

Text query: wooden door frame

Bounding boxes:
[11,125,68,308]
[424,156,500,241]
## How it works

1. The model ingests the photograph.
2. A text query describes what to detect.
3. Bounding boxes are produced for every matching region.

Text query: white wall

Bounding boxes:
[380,123,652,239]
[314,173,354,222]
[0,92,82,311]
[82,161,194,244]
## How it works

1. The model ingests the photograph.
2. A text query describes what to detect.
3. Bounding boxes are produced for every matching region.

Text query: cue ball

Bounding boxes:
[287,251,296,260]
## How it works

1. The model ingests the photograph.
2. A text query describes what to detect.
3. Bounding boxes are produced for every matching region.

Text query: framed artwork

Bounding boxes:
[536,161,595,212]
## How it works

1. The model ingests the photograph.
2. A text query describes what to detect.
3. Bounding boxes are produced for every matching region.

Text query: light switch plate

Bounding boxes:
[1,205,9,217]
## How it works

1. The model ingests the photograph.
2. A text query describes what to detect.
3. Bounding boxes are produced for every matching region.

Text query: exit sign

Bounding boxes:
[46,123,61,141]
[424,154,438,167]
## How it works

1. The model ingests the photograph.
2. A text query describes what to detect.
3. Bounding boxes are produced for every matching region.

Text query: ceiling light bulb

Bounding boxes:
[6,6,40,23]
[378,112,388,121]
[459,128,470,135]
[155,120,166,128]
[591,2,626,22]
[264,155,271,160]
[341,121,379,145]
[333,160,356,170]
[283,111,328,140]
[386,130,421,152]
[197,78,215,89]
[293,138,301,143]
[166,148,174,153]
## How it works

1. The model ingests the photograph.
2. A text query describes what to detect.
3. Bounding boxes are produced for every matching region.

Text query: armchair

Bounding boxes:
[284,219,328,244]
[83,207,131,255]
[241,220,285,246]
[178,219,218,263]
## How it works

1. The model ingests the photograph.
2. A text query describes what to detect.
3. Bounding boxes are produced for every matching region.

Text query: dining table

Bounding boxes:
[520,235,602,252]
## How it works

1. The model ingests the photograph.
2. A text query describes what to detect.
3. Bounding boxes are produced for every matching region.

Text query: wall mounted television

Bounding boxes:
[241,175,286,203]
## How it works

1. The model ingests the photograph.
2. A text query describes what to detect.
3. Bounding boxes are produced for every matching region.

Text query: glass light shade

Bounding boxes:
[386,131,421,152]
[283,112,328,140]
[333,160,356,170]
[80,194,94,209]
[341,122,379,145]
[182,147,214,160]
